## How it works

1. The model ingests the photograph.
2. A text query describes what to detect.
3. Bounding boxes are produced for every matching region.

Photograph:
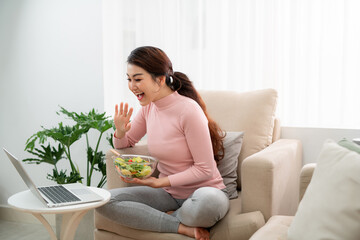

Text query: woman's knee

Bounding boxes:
[96,188,136,217]
[178,187,229,227]
[193,187,229,206]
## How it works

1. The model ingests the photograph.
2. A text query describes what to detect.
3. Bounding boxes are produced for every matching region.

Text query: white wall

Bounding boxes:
[0,0,104,206]
[282,127,360,165]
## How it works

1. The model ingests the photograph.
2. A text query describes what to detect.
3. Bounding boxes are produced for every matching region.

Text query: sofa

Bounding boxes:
[94,88,303,240]
[250,138,360,240]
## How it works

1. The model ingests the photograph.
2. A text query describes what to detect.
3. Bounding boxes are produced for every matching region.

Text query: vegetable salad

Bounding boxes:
[114,156,152,179]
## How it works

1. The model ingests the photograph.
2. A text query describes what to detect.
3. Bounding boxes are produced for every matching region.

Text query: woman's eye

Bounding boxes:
[127,78,141,82]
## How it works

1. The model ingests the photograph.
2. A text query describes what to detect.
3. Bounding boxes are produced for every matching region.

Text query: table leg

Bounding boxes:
[60,210,88,240]
[32,213,57,240]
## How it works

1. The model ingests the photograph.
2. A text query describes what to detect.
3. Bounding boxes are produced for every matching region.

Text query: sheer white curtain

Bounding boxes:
[103,0,360,129]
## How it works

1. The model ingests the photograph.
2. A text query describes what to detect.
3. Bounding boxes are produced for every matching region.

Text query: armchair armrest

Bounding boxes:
[105,141,150,190]
[241,139,302,221]
[299,163,316,201]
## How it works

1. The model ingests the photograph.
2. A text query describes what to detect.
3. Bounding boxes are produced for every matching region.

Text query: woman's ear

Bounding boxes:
[156,75,166,86]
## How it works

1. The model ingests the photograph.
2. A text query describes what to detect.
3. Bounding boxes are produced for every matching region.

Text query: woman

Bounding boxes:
[97,46,229,240]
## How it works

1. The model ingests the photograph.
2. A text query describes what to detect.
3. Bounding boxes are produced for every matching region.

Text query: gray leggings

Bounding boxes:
[96,186,229,233]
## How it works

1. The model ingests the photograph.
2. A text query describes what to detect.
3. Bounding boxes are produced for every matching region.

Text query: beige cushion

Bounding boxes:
[299,163,316,201]
[250,215,293,240]
[288,139,360,240]
[200,88,277,186]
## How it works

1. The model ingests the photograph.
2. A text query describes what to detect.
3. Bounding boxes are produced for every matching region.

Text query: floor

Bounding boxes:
[0,220,51,240]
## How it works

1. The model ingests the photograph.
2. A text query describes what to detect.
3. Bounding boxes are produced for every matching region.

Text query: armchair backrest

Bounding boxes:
[199,88,278,187]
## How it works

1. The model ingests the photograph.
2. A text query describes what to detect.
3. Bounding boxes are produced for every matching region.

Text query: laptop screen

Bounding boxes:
[3,148,48,206]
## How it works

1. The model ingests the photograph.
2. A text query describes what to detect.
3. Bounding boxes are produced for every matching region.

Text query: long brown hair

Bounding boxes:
[127,46,225,162]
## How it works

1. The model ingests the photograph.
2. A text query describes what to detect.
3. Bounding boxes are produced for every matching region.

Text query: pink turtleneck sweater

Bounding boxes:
[113,91,225,199]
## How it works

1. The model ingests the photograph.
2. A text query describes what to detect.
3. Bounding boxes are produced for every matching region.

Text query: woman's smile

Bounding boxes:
[136,93,144,101]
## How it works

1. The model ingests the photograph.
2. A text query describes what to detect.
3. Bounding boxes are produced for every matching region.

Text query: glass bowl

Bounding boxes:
[113,154,158,180]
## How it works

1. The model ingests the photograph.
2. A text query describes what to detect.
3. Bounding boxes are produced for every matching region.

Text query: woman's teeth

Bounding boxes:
[137,93,144,100]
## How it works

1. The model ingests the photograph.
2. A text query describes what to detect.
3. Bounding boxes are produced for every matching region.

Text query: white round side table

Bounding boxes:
[8,187,110,240]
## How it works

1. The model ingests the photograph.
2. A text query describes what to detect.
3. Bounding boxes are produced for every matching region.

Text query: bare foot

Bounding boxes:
[178,223,210,240]
[194,227,210,240]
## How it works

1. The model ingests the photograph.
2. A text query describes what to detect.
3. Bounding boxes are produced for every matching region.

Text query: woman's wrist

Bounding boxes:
[114,129,125,139]
[154,177,171,188]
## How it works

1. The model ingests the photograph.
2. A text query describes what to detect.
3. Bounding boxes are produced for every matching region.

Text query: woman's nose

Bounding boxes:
[129,80,137,90]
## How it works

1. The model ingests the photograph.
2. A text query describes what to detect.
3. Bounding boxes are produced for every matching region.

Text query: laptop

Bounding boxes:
[3,148,104,208]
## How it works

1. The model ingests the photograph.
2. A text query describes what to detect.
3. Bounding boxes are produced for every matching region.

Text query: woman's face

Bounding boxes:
[127,64,162,106]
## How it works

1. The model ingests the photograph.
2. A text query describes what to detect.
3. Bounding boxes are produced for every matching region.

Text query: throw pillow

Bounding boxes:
[217,131,244,199]
[338,138,360,154]
[287,139,360,240]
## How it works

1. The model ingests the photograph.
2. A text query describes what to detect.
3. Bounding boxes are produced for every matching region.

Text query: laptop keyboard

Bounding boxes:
[38,185,81,204]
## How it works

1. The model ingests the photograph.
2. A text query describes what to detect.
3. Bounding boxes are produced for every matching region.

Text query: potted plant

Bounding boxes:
[24,106,114,188]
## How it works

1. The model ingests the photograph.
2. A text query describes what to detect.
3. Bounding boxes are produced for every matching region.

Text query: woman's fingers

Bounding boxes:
[115,102,132,122]
[119,102,124,115]
[127,107,133,120]
[118,102,132,117]
[120,176,138,184]
[123,103,128,116]
[115,104,119,115]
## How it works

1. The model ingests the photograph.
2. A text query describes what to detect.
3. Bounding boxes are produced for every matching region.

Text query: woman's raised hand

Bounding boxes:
[114,102,133,139]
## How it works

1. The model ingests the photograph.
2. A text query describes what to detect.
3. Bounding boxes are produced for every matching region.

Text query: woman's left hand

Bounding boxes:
[120,176,170,188]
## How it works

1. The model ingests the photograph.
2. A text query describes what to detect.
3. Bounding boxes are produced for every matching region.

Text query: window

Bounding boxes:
[103,0,360,129]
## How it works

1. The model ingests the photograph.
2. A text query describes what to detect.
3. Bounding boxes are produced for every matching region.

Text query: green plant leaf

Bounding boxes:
[86,147,107,185]
[106,133,114,148]
[23,144,64,165]
[25,106,113,187]
[58,106,113,133]
[47,169,83,184]
[87,148,105,170]
[88,148,105,164]
[97,156,107,176]
[25,130,51,151]
[43,122,88,148]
